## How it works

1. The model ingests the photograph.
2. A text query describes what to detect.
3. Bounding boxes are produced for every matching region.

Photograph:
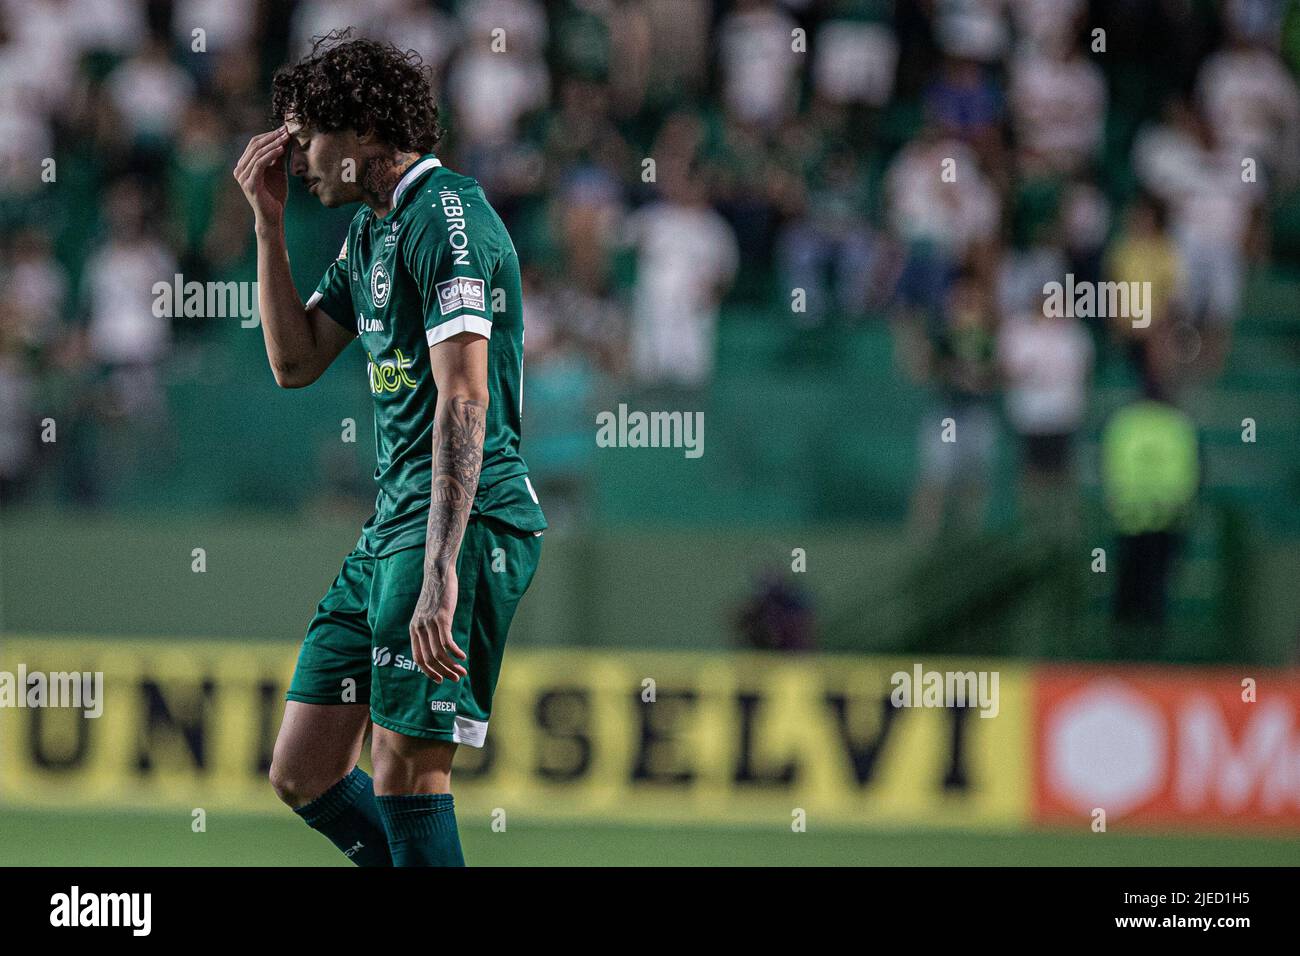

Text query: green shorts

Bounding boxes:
[286,517,542,745]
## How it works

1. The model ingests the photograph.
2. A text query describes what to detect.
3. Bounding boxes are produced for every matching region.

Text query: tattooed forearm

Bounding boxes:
[425,395,487,589]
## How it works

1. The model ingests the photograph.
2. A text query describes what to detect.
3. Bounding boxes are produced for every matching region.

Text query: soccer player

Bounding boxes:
[234,34,546,866]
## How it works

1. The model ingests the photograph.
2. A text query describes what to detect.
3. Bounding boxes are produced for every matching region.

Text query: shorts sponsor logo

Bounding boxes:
[436,276,485,315]
[431,700,457,713]
[373,647,426,672]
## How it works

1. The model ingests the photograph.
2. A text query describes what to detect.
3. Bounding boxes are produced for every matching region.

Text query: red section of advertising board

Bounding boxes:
[1034,667,1300,831]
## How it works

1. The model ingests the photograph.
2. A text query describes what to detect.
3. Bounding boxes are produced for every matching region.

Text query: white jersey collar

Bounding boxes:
[392,156,442,208]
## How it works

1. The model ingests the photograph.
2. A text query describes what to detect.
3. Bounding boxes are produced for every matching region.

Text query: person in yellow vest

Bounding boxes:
[1101,381,1201,656]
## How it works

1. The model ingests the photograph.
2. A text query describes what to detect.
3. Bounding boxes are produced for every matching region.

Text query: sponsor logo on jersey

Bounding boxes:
[436,276,485,315]
[372,646,427,673]
[384,221,400,248]
[358,313,384,333]
[437,189,471,265]
[367,349,419,395]
[371,261,391,307]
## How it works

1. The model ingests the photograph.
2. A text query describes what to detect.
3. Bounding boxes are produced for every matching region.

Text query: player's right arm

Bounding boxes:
[235,128,354,388]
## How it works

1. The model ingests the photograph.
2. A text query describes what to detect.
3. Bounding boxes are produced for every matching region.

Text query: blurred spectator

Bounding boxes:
[1104,193,1185,388]
[776,144,876,326]
[623,159,739,390]
[3,225,69,352]
[1134,99,1264,368]
[1007,0,1086,51]
[717,0,801,131]
[1101,381,1201,658]
[104,36,196,153]
[813,15,897,109]
[924,54,1004,166]
[734,570,816,652]
[933,0,1010,63]
[605,0,711,114]
[1059,179,1110,288]
[1008,34,1106,178]
[0,367,34,498]
[906,268,1000,539]
[0,310,36,503]
[1196,27,1300,189]
[997,304,1093,519]
[358,0,457,76]
[173,0,257,49]
[290,0,401,58]
[886,130,999,318]
[446,0,549,153]
[81,179,175,415]
[997,220,1066,319]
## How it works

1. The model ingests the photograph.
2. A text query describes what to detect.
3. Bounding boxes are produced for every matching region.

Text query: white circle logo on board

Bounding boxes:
[371,261,391,307]
[1045,681,1165,818]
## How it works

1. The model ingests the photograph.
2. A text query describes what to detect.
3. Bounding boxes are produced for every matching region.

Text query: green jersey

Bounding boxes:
[308,155,546,556]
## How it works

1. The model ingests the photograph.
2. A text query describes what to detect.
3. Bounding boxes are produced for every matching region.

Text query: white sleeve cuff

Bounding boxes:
[305,291,323,310]
[427,314,492,346]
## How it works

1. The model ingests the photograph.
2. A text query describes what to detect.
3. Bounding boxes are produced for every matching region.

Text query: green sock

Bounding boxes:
[375,793,465,867]
[294,767,393,867]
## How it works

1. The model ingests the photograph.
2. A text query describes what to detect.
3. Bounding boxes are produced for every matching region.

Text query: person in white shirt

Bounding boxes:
[998,306,1094,521]
[624,167,739,390]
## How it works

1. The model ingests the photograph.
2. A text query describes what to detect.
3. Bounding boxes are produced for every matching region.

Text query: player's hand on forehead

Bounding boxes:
[234,126,289,176]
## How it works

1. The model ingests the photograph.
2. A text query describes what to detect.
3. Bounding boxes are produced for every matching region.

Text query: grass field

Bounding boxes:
[1,809,1297,866]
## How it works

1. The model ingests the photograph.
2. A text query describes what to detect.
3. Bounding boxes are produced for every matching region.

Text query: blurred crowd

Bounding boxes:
[0,0,1298,533]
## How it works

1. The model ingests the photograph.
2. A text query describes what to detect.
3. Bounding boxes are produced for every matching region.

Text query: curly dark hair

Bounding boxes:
[271,30,442,153]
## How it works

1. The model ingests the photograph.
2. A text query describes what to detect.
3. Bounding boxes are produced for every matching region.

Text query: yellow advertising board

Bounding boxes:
[0,638,1031,829]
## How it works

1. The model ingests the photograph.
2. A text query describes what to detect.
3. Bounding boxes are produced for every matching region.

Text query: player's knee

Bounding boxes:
[268,758,331,809]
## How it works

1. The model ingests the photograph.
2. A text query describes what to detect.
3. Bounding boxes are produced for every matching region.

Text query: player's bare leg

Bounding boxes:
[269,701,393,866]
[371,726,456,794]
[370,725,465,865]
[269,701,369,806]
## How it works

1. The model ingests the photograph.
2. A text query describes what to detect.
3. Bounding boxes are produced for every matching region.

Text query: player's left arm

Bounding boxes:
[408,331,490,683]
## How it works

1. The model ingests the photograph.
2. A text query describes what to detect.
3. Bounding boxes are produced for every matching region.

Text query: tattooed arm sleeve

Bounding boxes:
[423,332,491,599]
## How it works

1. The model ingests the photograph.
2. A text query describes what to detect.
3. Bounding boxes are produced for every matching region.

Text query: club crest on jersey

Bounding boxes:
[371,261,391,307]
[436,276,485,315]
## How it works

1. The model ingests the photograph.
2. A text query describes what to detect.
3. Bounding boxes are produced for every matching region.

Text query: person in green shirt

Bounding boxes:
[235,33,544,867]
[1101,379,1200,657]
